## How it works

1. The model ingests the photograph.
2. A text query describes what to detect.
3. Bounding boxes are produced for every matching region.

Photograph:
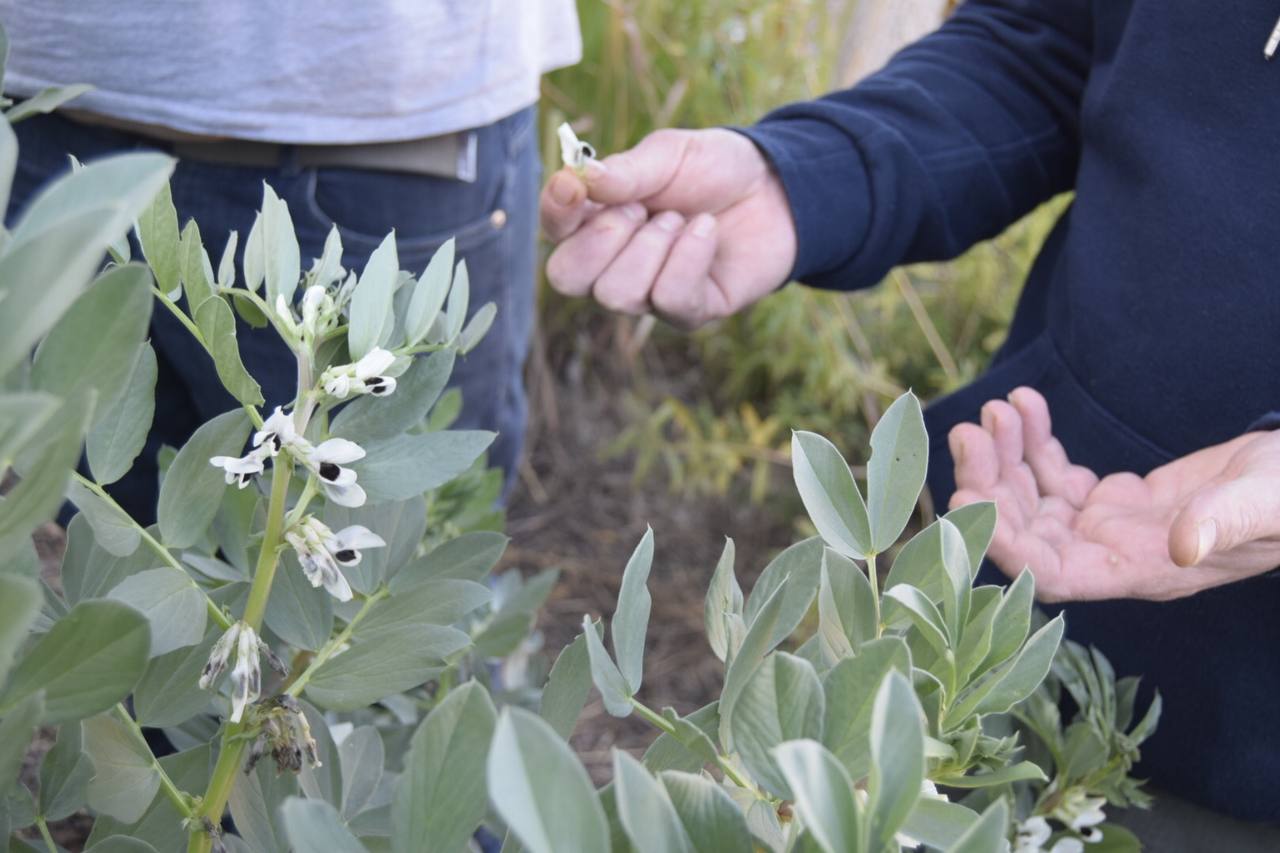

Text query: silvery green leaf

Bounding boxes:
[1,599,150,724]
[539,630,592,740]
[134,182,180,300]
[107,567,206,657]
[934,760,1045,788]
[331,349,455,442]
[390,530,507,589]
[0,118,15,213]
[867,671,925,850]
[614,527,654,694]
[305,625,468,711]
[704,537,742,663]
[821,637,911,781]
[488,707,610,853]
[403,238,453,346]
[177,220,214,308]
[442,259,470,343]
[744,536,823,649]
[264,553,334,651]
[0,152,173,377]
[65,479,139,557]
[260,183,301,306]
[362,579,490,634]
[338,725,383,819]
[791,431,871,559]
[817,549,877,662]
[86,343,157,485]
[945,501,997,578]
[900,797,982,850]
[943,798,1009,853]
[658,770,754,853]
[58,513,156,604]
[613,750,695,853]
[393,682,496,853]
[773,740,860,853]
[583,615,632,717]
[217,230,238,288]
[310,225,344,290]
[884,584,951,656]
[194,296,265,406]
[659,707,720,768]
[0,390,92,549]
[0,391,59,468]
[866,392,928,552]
[4,84,92,122]
[938,518,972,639]
[228,757,295,853]
[83,712,160,823]
[38,722,92,821]
[132,631,217,727]
[297,700,341,804]
[955,586,1002,683]
[83,744,210,852]
[0,692,42,801]
[157,409,250,548]
[978,569,1035,678]
[348,232,398,359]
[473,568,557,658]
[727,652,825,798]
[458,301,496,354]
[323,496,427,593]
[641,703,720,775]
[281,798,367,853]
[718,576,790,751]
[31,263,151,413]
[885,502,996,604]
[949,615,1064,723]
[354,429,494,503]
[0,573,41,686]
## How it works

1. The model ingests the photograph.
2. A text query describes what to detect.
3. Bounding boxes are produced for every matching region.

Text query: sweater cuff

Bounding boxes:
[1248,412,1280,432]
[733,116,872,289]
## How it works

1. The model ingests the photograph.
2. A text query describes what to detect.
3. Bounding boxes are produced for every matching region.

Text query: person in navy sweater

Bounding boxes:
[541,0,1280,846]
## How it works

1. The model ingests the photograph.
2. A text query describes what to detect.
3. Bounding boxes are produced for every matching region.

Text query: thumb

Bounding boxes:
[1169,475,1280,566]
[585,129,691,207]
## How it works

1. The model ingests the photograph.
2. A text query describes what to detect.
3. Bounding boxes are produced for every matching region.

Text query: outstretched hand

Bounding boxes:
[948,387,1280,602]
[539,128,796,329]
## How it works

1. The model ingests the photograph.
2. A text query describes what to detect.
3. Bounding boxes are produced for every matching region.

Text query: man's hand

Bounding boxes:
[539,128,797,329]
[949,387,1280,602]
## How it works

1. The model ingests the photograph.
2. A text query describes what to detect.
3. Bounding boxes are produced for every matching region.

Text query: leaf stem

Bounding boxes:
[34,816,57,853]
[284,587,388,698]
[72,473,233,632]
[867,552,882,638]
[113,703,195,819]
[629,697,757,793]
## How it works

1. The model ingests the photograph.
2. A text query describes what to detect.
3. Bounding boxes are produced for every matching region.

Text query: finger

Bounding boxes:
[540,170,591,242]
[650,213,718,328]
[593,210,687,314]
[1009,386,1098,507]
[949,422,1000,491]
[1168,475,1280,566]
[545,203,648,297]
[982,400,1038,513]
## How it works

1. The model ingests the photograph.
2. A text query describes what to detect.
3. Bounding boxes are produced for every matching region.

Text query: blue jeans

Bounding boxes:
[8,107,539,522]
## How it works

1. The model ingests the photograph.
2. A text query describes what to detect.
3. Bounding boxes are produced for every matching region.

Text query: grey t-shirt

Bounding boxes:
[0,1,581,143]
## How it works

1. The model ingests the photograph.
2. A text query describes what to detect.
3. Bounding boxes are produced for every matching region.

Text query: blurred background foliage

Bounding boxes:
[535,0,1065,509]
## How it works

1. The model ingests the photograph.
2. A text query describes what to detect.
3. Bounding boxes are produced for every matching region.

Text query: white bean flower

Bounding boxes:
[252,405,311,457]
[1014,817,1086,853]
[199,621,263,723]
[307,438,368,507]
[209,445,269,488]
[1051,789,1107,842]
[320,347,398,400]
[284,516,385,602]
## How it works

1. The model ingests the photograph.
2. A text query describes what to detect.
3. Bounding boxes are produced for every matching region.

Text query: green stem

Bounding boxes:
[285,587,388,698]
[629,698,757,793]
[113,703,195,819]
[867,552,882,638]
[283,475,319,529]
[34,816,57,853]
[72,473,233,632]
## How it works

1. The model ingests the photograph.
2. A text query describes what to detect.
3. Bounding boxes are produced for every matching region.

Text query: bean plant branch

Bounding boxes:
[628,697,758,794]
[285,587,388,698]
[112,703,196,819]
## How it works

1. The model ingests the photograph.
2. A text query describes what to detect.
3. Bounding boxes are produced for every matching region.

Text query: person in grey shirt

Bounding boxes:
[2,1,581,520]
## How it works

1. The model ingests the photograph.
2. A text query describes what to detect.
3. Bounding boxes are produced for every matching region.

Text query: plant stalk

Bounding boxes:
[34,816,57,853]
[629,697,757,793]
[284,587,387,698]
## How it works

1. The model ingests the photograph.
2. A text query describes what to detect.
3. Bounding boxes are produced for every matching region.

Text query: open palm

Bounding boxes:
[948,387,1280,602]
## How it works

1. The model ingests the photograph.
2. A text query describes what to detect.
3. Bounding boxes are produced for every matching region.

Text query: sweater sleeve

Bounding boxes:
[736,0,1093,290]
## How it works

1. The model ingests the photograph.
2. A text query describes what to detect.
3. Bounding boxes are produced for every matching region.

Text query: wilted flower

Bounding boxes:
[307,438,368,507]
[200,622,263,723]
[245,695,321,776]
[209,447,269,488]
[284,515,385,602]
[320,347,398,400]
[1014,816,1086,853]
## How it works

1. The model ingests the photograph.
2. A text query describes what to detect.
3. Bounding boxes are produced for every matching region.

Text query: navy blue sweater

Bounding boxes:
[742,0,1280,823]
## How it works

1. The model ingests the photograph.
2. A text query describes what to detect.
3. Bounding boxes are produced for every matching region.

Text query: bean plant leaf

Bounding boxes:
[86,342,157,485]
[4,83,93,122]
[404,237,454,346]
[818,549,877,661]
[354,430,495,503]
[899,797,982,850]
[0,390,93,549]
[135,181,180,298]
[281,798,367,853]
[659,770,754,853]
[719,577,791,751]
[0,573,42,686]
[978,569,1036,678]
[539,630,592,740]
[0,692,43,801]
[488,707,610,853]
[613,750,695,853]
[614,527,654,694]
[443,260,470,342]
[338,725,384,819]
[704,538,743,662]
[821,637,912,781]
[58,513,156,605]
[229,757,295,853]
[194,296,265,406]
[132,631,218,727]
[773,740,861,853]
[107,566,207,657]
[390,529,508,589]
[264,552,334,651]
[83,743,210,852]
[744,536,824,650]
[157,409,251,548]
[305,625,468,711]
[458,302,497,354]
[348,232,398,359]
[393,681,496,853]
[1,599,150,724]
[884,584,951,657]
[261,183,301,306]
[83,712,160,823]
[867,671,926,849]
[39,721,93,821]
[944,798,1009,853]
[583,616,632,717]
[950,615,1065,723]
[728,652,825,798]
[938,519,972,639]
[866,392,928,552]
[791,431,871,559]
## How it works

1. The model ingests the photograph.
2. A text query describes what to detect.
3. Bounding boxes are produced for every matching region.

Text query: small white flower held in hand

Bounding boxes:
[209,447,269,489]
[200,621,263,723]
[307,438,368,507]
[284,516,385,601]
[320,347,398,400]
[557,121,596,176]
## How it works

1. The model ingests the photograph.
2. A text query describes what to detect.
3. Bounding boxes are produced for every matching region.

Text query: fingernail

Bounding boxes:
[691,213,716,238]
[621,203,647,222]
[550,174,577,206]
[653,211,684,232]
[584,159,608,180]
[1194,519,1218,563]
